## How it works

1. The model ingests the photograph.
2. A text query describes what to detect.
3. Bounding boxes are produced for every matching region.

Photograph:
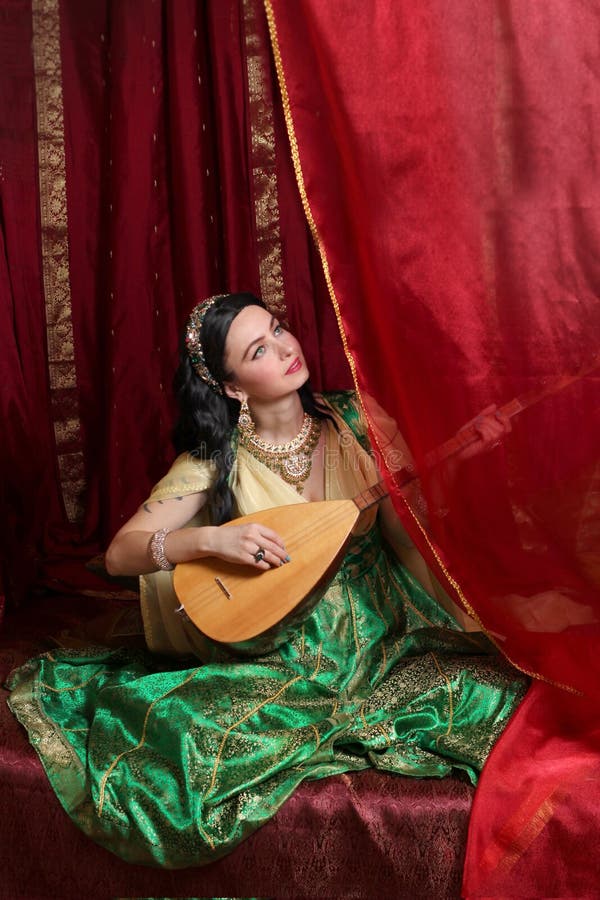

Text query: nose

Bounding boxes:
[280,341,294,358]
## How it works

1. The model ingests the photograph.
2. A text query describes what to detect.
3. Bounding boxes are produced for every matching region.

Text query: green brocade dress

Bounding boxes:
[8,392,526,868]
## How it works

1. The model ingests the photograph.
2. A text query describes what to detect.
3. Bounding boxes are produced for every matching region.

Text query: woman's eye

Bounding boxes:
[252,345,266,359]
[273,324,283,335]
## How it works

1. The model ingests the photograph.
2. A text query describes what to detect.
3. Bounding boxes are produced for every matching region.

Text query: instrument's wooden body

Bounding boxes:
[173,499,361,654]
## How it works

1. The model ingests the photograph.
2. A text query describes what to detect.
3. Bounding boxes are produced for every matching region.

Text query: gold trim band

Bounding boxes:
[32,0,85,523]
[243,0,286,320]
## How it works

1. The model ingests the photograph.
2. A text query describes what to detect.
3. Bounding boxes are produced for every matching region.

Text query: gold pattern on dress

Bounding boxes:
[9,693,75,771]
[308,723,320,750]
[375,568,401,628]
[364,572,389,676]
[31,0,85,523]
[346,585,361,657]
[309,642,323,679]
[98,667,202,815]
[359,700,390,746]
[243,0,286,319]
[359,701,368,731]
[378,723,392,747]
[198,823,216,851]
[383,556,437,628]
[40,670,109,693]
[204,674,303,799]
[429,651,454,745]
[380,639,387,678]
[373,718,392,747]
[376,563,406,623]
[364,572,386,625]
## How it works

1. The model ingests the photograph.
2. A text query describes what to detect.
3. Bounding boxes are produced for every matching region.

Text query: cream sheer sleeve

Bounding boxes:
[147,452,217,507]
[140,453,218,657]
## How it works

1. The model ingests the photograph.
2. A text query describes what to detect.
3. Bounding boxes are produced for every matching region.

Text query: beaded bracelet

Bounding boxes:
[149,527,174,571]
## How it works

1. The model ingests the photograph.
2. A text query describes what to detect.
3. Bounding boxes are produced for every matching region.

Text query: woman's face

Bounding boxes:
[223,304,308,403]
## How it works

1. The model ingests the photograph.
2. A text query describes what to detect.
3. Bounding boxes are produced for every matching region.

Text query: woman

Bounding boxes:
[8,293,526,867]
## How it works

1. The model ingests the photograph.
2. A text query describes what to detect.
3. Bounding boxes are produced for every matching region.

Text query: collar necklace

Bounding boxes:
[238,410,322,493]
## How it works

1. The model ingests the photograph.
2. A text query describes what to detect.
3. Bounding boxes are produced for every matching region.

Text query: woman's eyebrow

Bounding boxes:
[242,316,276,360]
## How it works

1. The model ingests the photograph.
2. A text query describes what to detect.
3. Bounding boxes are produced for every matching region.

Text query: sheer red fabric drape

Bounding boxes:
[267,0,600,892]
[267,0,600,697]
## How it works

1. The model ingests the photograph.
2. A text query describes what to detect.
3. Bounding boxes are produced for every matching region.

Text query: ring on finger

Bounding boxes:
[253,547,266,564]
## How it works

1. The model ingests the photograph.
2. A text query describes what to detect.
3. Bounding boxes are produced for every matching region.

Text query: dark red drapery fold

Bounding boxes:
[0,0,62,600]
[0,0,349,599]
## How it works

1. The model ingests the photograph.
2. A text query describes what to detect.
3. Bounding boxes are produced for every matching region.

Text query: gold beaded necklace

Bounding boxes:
[238,408,322,493]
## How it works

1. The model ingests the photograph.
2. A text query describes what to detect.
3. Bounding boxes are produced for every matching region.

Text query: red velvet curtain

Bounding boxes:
[0,0,349,603]
[265,0,600,891]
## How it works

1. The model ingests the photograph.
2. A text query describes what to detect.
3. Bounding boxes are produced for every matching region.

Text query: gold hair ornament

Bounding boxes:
[185,295,224,394]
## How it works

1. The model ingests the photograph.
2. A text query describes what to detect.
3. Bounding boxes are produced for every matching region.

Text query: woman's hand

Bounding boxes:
[455,404,512,462]
[203,523,289,571]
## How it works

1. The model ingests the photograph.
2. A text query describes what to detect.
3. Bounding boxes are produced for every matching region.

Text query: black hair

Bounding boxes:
[172,292,333,524]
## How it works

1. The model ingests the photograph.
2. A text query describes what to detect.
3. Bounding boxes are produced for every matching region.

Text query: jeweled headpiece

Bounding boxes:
[185,295,224,394]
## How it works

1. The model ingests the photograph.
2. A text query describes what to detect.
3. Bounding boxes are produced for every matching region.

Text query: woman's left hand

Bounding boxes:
[455,404,512,462]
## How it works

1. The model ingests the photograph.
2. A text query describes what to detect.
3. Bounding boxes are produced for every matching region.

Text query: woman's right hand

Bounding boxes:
[203,523,289,571]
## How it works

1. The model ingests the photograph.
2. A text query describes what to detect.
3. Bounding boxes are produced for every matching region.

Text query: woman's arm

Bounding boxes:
[105,492,288,576]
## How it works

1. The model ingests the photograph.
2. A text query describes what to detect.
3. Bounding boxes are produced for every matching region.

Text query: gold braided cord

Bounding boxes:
[263,0,579,695]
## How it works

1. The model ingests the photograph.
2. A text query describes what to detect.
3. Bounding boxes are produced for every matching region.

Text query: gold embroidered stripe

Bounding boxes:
[243,0,286,320]
[31,0,85,523]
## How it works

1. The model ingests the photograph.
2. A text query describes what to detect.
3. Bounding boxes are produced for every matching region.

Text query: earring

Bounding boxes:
[237,398,254,435]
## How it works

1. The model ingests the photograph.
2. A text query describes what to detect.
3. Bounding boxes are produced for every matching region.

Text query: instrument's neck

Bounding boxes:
[424,396,524,467]
[353,481,389,511]
[353,360,597,507]
[352,397,524,507]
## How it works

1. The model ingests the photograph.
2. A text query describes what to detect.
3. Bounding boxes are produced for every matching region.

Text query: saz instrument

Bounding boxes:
[174,363,596,654]
[173,483,387,656]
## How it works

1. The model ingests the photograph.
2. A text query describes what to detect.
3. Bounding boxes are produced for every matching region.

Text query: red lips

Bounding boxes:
[285,357,302,375]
